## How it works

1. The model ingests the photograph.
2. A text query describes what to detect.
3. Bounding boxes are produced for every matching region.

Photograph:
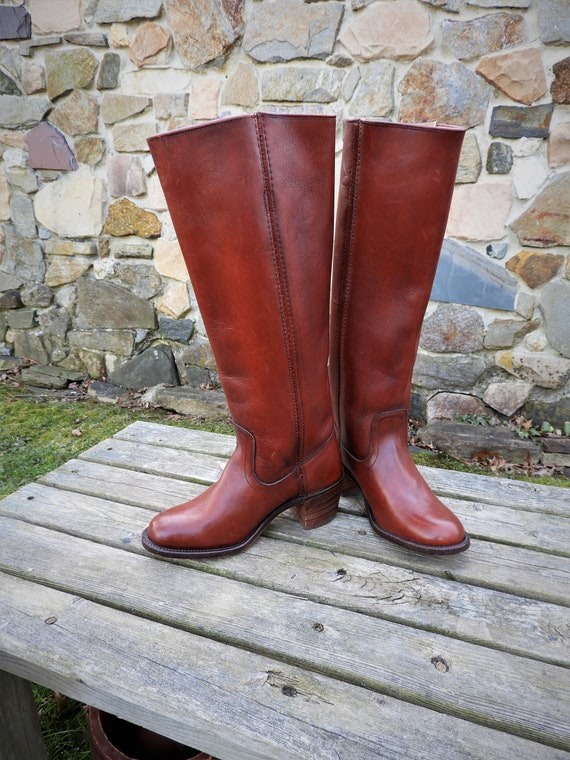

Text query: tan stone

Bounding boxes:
[0,131,27,150]
[49,90,99,136]
[75,136,105,166]
[45,49,98,100]
[189,77,221,120]
[44,240,96,256]
[447,183,511,241]
[512,173,570,247]
[154,239,188,281]
[21,62,45,95]
[496,349,570,389]
[222,63,258,107]
[548,122,570,168]
[33,166,104,238]
[505,250,564,289]
[339,0,432,61]
[29,0,81,33]
[129,23,172,68]
[0,168,10,222]
[103,198,161,238]
[157,281,191,318]
[477,48,546,106]
[110,23,131,48]
[121,69,192,95]
[101,94,152,125]
[45,256,92,287]
[146,174,168,211]
[112,123,156,152]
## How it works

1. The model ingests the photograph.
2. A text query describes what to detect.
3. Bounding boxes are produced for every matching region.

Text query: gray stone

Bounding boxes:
[412,352,487,390]
[20,364,85,389]
[496,349,570,389]
[484,318,539,349]
[0,272,23,292]
[165,0,243,69]
[110,241,153,259]
[421,304,485,353]
[142,384,228,418]
[38,305,71,361]
[244,0,343,63]
[10,192,36,238]
[5,168,39,193]
[261,67,344,103]
[0,6,31,39]
[426,392,488,423]
[5,309,35,329]
[486,243,508,260]
[97,52,120,90]
[483,381,533,417]
[95,0,163,23]
[20,283,54,308]
[524,396,570,430]
[45,48,98,100]
[419,0,461,10]
[486,142,513,174]
[159,316,195,343]
[26,122,77,171]
[431,239,518,312]
[456,132,481,184]
[348,62,394,117]
[0,290,23,310]
[0,70,21,95]
[2,226,45,282]
[68,329,134,356]
[110,344,179,390]
[63,32,108,46]
[538,0,570,44]
[511,173,570,247]
[417,419,541,464]
[398,59,491,127]
[441,13,524,61]
[489,104,555,139]
[540,280,570,359]
[101,94,151,125]
[108,262,162,299]
[19,36,61,56]
[76,278,155,330]
[86,380,129,404]
[154,93,189,119]
[0,95,50,128]
[13,330,49,364]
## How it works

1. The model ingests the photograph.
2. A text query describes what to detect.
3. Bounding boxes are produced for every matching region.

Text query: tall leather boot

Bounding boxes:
[142,113,342,559]
[330,119,470,555]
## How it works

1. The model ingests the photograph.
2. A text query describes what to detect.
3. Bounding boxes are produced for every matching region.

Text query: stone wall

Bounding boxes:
[0,0,569,425]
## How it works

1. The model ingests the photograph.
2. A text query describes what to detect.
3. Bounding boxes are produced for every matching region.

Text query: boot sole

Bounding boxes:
[141,479,342,559]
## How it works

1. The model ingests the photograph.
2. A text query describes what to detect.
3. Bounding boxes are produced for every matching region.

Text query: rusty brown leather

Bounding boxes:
[142,113,342,558]
[330,119,470,555]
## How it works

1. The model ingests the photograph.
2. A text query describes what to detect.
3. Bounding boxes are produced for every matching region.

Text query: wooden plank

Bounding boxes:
[1,518,569,755]
[72,437,570,554]
[114,420,236,457]
[0,670,47,760]
[4,575,566,760]
[2,481,569,664]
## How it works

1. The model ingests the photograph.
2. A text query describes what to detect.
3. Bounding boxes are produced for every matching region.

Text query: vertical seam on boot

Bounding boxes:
[254,113,306,492]
[336,120,363,445]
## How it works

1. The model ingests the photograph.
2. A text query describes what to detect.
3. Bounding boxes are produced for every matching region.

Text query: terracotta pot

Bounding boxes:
[88,707,215,760]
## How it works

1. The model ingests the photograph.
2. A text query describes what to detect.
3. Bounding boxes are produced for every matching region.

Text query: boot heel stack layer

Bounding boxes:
[293,481,341,530]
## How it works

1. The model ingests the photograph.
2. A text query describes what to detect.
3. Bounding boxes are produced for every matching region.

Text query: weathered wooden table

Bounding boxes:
[0,421,569,759]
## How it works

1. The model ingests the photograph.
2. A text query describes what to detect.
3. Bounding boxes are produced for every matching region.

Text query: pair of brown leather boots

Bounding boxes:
[141,113,470,560]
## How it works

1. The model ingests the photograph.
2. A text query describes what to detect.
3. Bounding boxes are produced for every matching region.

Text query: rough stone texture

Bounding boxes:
[0,290,23,309]
[94,0,163,23]
[45,49,98,100]
[447,183,511,241]
[417,419,540,463]
[21,62,45,95]
[165,0,244,69]
[539,280,570,359]
[412,353,486,390]
[20,36,62,57]
[0,5,31,39]
[97,52,121,89]
[2,226,45,282]
[456,132,481,184]
[5,308,35,329]
[483,381,533,417]
[538,0,570,44]
[21,283,54,308]
[13,330,48,364]
[86,380,129,404]
[159,316,195,343]
[76,278,155,329]
[34,166,104,238]
[111,241,153,259]
[142,384,228,418]
[496,349,570,389]
[441,13,524,61]
[0,69,21,95]
[551,57,570,105]
[339,0,432,61]
[261,67,344,103]
[121,69,192,95]
[110,344,179,389]
[426,392,488,423]
[484,318,539,349]
[129,23,172,68]
[101,94,151,125]
[28,0,81,34]
[398,59,491,127]
[0,167,9,220]
[107,155,147,198]
[10,192,36,238]
[45,256,92,287]
[420,303,485,353]
[68,329,134,355]
[244,0,343,63]
[511,173,570,247]
[221,63,258,107]
[75,136,105,166]
[44,240,97,257]
[347,62,394,117]
[0,95,50,129]
[108,261,162,299]
[477,48,546,105]
[20,364,84,389]
[486,142,513,174]
[548,122,570,168]
[112,122,156,152]
[157,282,191,319]
[103,199,161,238]
[38,305,71,361]
[49,89,99,136]
[63,32,109,47]
[189,77,221,120]
[154,239,188,281]
[524,397,570,430]
[467,0,530,6]
[25,122,77,172]
[512,155,549,200]
[489,103,555,139]
[154,93,188,119]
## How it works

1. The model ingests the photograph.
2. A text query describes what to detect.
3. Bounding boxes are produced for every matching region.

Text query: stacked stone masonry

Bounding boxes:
[0,0,569,431]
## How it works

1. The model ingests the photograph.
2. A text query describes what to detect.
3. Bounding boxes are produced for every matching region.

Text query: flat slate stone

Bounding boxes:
[142,383,228,418]
[95,0,163,23]
[489,103,555,139]
[26,122,78,171]
[0,95,51,129]
[0,5,31,40]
